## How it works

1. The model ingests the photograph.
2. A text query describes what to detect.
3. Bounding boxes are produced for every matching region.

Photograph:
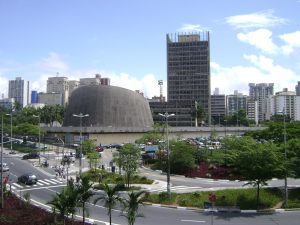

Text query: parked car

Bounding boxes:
[18,173,38,185]
[22,152,40,160]
[0,163,9,172]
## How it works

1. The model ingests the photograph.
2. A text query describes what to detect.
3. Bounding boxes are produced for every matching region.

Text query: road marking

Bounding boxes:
[19,184,67,191]
[38,180,50,185]
[44,179,58,184]
[51,178,62,183]
[181,219,206,223]
[12,183,23,188]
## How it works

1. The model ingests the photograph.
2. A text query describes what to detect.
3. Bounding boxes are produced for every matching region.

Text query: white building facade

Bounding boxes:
[267,88,300,121]
[8,77,30,108]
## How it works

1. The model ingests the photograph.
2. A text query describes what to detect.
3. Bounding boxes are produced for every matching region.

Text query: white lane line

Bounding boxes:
[36,182,43,186]
[19,184,67,191]
[181,219,206,223]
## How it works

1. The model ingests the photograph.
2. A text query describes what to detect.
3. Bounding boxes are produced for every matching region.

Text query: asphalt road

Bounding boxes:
[2,148,300,225]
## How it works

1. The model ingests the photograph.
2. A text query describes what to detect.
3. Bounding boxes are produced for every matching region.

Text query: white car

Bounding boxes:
[0,163,9,172]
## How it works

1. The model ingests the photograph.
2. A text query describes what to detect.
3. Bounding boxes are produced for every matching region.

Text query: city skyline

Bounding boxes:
[0,0,300,99]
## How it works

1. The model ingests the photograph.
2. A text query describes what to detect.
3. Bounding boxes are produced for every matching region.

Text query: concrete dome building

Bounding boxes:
[63,85,154,128]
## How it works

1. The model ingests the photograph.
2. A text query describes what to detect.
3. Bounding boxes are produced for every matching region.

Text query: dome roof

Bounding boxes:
[63,85,154,128]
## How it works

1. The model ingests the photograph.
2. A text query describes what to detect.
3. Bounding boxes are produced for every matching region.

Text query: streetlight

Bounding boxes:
[282,108,288,207]
[1,115,4,208]
[278,108,288,207]
[33,115,41,165]
[158,112,175,198]
[5,113,12,153]
[73,113,89,175]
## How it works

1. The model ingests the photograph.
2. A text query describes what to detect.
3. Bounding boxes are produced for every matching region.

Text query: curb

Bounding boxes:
[143,202,300,214]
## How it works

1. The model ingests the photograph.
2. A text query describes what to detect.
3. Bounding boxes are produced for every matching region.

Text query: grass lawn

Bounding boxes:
[143,187,295,210]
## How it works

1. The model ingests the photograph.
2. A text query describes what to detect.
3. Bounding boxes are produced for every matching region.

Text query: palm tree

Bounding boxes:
[93,183,123,225]
[76,175,95,224]
[47,185,78,225]
[122,190,147,225]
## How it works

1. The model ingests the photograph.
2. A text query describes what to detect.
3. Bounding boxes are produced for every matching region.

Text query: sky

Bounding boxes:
[0,0,300,99]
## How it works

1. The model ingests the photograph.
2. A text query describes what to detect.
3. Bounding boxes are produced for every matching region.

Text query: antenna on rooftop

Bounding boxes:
[158,80,163,102]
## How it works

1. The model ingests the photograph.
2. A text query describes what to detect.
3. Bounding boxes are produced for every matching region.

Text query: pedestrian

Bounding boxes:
[76,172,80,183]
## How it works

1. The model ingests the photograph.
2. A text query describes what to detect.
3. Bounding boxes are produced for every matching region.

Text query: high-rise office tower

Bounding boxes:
[249,83,274,122]
[166,32,211,126]
[47,76,69,105]
[8,77,30,108]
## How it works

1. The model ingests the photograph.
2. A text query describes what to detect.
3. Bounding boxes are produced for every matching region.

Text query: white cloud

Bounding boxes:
[212,55,298,95]
[237,29,279,54]
[35,52,69,72]
[106,72,162,99]
[225,9,287,29]
[177,24,208,32]
[279,31,300,55]
[0,74,8,98]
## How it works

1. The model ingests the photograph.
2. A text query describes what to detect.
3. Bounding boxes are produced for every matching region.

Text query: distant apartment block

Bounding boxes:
[268,88,300,121]
[226,90,247,116]
[247,99,258,125]
[80,74,110,86]
[8,77,30,108]
[47,76,69,105]
[211,91,226,125]
[0,98,15,111]
[249,83,274,122]
[38,92,63,106]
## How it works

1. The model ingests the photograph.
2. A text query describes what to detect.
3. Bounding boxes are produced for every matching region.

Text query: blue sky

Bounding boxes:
[1,0,300,99]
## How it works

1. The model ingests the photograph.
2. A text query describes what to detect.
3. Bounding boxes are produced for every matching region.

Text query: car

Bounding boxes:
[18,173,38,185]
[62,155,75,163]
[95,146,104,152]
[0,163,9,172]
[22,152,40,160]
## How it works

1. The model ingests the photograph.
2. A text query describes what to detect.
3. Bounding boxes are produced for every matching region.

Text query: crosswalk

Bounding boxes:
[7,178,67,190]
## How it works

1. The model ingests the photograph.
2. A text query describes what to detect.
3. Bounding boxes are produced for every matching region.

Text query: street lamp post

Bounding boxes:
[33,115,41,165]
[1,115,4,208]
[158,112,175,198]
[283,109,288,207]
[73,113,89,175]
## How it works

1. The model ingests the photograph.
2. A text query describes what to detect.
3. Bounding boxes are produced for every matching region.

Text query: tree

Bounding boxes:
[122,190,147,225]
[94,184,123,225]
[136,124,163,144]
[81,139,97,155]
[286,138,300,178]
[226,137,284,208]
[169,141,197,175]
[119,144,141,188]
[47,185,78,225]
[76,175,95,224]
[191,102,206,126]
[87,151,101,171]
